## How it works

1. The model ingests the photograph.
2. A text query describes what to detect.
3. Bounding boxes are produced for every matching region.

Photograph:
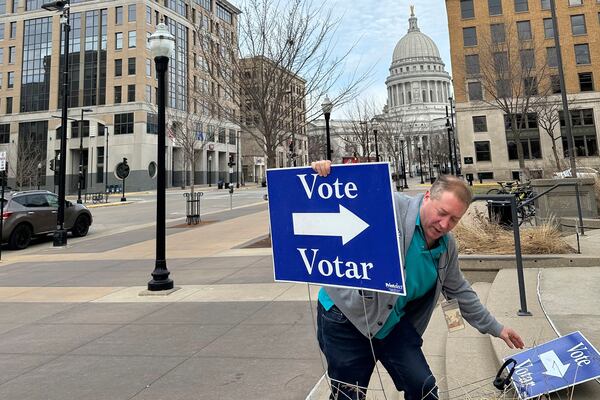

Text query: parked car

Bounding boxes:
[1,190,93,250]
[553,167,600,179]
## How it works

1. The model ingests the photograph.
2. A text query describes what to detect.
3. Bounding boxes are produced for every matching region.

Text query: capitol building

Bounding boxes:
[381,7,455,176]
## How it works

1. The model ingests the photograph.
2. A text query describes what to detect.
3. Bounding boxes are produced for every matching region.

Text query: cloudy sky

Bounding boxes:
[326,0,452,111]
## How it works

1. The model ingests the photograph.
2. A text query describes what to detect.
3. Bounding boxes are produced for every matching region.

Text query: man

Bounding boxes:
[311,160,524,400]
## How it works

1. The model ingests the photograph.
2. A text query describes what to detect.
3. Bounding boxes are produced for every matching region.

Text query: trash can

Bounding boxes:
[487,200,512,227]
[218,180,224,189]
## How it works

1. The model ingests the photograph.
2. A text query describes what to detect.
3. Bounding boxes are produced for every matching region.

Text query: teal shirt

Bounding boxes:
[318,211,446,339]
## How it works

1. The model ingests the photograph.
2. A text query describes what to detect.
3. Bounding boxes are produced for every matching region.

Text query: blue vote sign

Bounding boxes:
[266,162,405,295]
[506,331,600,399]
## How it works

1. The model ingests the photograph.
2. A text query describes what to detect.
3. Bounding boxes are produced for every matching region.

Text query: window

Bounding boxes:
[490,23,505,43]
[116,6,123,25]
[9,21,15,39]
[514,0,528,12]
[115,59,122,76]
[7,71,14,88]
[461,0,475,18]
[195,0,211,12]
[543,18,554,39]
[71,120,90,138]
[463,27,477,46]
[520,49,535,70]
[473,116,488,132]
[128,57,136,75]
[475,141,491,161]
[115,32,123,49]
[6,97,12,114]
[547,47,558,67]
[114,112,134,134]
[0,124,9,143]
[517,20,532,40]
[568,0,583,5]
[127,84,135,102]
[560,109,595,127]
[524,77,538,95]
[496,79,511,97]
[507,138,542,160]
[494,51,508,72]
[0,23,4,40]
[145,84,151,103]
[145,59,151,76]
[128,4,136,22]
[114,86,122,103]
[147,113,157,134]
[488,0,502,15]
[540,0,550,9]
[571,14,586,35]
[560,109,596,157]
[575,44,590,64]
[96,146,104,183]
[465,54,480,75]
[8,46,15,63]
[216,4,232,23]
[468,81,483,100]
[578,72,594,91]
[128,30,136,48]
[551,75,561,93]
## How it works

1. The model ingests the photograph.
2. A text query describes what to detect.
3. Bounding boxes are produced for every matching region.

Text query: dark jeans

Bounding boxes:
[317,303,438,400]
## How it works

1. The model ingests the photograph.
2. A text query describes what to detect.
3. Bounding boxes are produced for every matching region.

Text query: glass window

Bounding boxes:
[575,44,590,64]
[520,49,535,69]
[146,113,157,134]
[475,141,491,161]
[468,81,483,100]
[127,84,135,102]
[7,71,14,88]
[115,6,123,25]
[540,0,550,9]
[128,57,136,74]
[0,23,4,40]
[517,20,532,40]
[9,21,15,38]
[114,86,121,103]
[488,0,502,15]
[128,30,136,48]
[128,4,136,22]
[551,75,561,93]
[195,0,211,12]
[20,16,53,112]
[463,27,477,46]
[145,84,151,103]
[578,72,594,91]
[115,32,123,49]
[114,112,134,134]
[465,54,480,75]
[146,6,151,24]
[524,77,538,95]
[8,46,15,63]
[216,4,232,23]
[543,18,554,38]
[514,0,529,12]
[461,0,475,18]
[473,116,488,132]
[547,47,558,67]
[491,23,505,43]
[115,59,122,76]
[494,51,508,72]
[145,58,151,76]
[569,0,583,5]
[0,124,10,143]
[570,15,586,35]
[6,97,12,114]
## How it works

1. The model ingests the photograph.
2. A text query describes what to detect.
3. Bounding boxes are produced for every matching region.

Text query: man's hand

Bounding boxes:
[499,327,524,349]
[311,160,332,177]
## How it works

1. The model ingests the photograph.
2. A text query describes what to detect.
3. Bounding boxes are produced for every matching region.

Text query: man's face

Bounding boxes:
[420,190,468,244]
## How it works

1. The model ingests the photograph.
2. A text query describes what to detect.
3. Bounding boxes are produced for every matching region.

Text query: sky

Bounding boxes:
[325,0,453,113]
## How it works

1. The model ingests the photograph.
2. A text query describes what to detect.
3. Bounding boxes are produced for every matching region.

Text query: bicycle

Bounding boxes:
[487,181,536,226]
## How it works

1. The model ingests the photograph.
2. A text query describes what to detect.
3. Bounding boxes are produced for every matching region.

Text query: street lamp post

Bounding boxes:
[208,155,212,187]
[236,131,240,188]
[321,95,333,161]
[418,146,424,184]
[448,97,460,175]
[104,126,109,196]
[400,138,408,189]
[37,162,42,189]
[445,106,455,175]
[373,122,380,162]
[43,0,70,247]
[427,149,434,184]
[77,108,93,204]
[148,22,175,292]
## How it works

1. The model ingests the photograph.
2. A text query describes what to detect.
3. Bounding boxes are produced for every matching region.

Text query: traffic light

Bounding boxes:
[123,157,128,166]
[49,159,55,171]
[227,154,235,167]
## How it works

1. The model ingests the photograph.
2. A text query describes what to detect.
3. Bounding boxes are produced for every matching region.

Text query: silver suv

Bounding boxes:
[1,190,93,250]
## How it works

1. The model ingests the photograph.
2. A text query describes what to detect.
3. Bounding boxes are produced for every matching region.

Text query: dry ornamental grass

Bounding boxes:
[454,209,574,255]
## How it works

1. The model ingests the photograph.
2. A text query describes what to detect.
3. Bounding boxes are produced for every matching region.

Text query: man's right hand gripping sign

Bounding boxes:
[311,160,524,400]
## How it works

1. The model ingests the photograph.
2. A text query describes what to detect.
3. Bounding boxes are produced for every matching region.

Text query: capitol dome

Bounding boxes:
[392,15,441,63]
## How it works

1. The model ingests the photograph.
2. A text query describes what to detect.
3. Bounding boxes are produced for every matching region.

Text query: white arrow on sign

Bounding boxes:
[292,204,369,245]
[540,350,570,378]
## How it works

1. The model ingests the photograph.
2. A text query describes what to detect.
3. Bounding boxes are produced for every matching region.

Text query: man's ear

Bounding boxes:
[423,191,430,201]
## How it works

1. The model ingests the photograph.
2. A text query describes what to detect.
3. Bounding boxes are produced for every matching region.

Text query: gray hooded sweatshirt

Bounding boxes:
[323,193,504,339]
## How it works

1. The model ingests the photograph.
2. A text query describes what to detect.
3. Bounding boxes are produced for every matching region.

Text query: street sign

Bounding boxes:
[0,151,6,172]
[506,331,600,399]
[266,163,405,295]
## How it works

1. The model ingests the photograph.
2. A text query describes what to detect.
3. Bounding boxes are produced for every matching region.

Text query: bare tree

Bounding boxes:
[342,100,381,159]
[13,137,45,190]
[474,20,551,179]
[194,0,373,168]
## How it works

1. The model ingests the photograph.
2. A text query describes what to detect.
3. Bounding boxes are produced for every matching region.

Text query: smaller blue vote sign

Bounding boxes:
[505,331,600,399]
[266,162,405,295]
